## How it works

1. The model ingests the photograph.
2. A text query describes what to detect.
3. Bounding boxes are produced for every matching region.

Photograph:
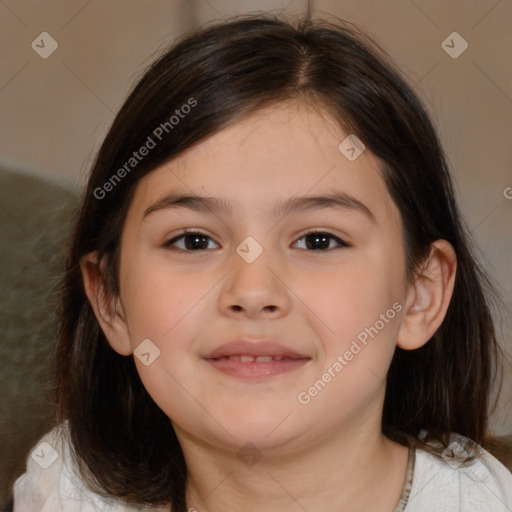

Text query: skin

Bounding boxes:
[82,99,457,511]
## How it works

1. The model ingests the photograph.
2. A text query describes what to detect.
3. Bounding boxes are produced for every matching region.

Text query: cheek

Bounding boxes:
[296,288,402,423]
[120,256,208,343]
[299,258,401,341]
[294,249,404,401]
[122,262,212,424]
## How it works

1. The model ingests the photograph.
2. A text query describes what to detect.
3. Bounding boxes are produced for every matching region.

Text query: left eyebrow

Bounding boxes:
[276,192,376,223]
[143,191,376,223]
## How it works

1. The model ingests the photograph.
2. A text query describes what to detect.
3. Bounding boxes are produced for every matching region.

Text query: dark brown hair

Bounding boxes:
[54,13,505,511]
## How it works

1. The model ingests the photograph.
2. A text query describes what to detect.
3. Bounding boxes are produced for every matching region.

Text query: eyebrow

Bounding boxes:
[143,191,376,223]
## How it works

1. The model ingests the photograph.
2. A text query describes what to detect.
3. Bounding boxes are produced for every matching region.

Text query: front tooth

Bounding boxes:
[228,355,241,362]
[255,356,273,362]
[240,355,255,362]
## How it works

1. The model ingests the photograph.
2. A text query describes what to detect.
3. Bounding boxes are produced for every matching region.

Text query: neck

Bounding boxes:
[176,422,409,512]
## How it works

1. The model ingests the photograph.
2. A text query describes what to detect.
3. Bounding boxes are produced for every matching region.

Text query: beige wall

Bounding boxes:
[1,0,511,432]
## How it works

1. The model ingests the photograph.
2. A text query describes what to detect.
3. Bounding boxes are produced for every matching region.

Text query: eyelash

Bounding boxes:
[163,229,349,252]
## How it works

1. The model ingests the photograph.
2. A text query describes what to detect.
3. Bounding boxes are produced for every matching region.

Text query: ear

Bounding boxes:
[79,251,133,356]
[397,240,457,350]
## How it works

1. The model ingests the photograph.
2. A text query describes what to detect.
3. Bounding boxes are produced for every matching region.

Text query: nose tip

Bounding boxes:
[218,245,290,320]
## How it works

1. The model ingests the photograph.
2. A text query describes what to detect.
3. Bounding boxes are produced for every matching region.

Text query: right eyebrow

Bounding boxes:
[143,193,231,218]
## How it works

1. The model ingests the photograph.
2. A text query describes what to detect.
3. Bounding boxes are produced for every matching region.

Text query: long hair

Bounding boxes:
[54,13,504,510]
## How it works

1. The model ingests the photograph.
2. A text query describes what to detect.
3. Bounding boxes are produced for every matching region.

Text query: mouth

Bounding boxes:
[211,354,303,362]
[203,340,311,379]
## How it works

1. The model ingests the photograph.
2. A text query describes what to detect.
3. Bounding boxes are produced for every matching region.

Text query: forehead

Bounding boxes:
[130,100,399,225]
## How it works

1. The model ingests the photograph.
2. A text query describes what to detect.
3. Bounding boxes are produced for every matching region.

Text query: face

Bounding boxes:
[111,100,409,455]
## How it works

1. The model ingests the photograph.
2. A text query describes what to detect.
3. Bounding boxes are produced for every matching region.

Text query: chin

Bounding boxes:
[216,408,305,449]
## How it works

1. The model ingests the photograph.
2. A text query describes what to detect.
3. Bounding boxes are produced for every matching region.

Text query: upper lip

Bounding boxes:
[203,340,310,359]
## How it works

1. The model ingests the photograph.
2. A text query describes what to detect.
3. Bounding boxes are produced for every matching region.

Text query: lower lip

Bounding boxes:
[204,357,310,379]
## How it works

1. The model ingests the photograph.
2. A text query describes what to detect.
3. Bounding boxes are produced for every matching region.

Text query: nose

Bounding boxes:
[218,244,291,320]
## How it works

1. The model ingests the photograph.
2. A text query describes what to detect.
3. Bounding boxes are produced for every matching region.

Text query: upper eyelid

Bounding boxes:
[164,229,217,246]
[297,230,349,247]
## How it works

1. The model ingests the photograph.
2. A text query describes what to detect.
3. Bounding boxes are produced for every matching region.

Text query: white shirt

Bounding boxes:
[404,434,512,511]
[13,423,512,511]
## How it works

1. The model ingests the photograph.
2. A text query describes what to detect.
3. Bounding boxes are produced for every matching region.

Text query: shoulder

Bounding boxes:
[405,431,512,512]
[13,422,146,512]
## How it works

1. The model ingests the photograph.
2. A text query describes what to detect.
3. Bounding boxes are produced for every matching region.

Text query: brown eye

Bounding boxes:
[164,232,219,251]
[293,231,348,251]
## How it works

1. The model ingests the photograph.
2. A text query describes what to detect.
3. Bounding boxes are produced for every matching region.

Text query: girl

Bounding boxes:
[13,13,512,512]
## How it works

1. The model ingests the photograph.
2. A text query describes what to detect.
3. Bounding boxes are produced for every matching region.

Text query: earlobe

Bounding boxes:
[397,240,457,350]
[79,251,133,356]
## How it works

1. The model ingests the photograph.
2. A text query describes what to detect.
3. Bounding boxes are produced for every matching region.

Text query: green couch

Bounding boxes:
[0,166,77,510]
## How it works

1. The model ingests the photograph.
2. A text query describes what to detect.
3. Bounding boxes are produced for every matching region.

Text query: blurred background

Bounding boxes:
[0,0,511,508]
